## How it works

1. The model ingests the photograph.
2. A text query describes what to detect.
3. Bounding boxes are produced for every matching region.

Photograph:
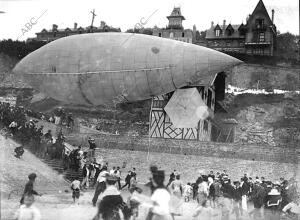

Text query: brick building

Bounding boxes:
[31,21,121,42]
[205,0,277,56]
[152,7,194,43]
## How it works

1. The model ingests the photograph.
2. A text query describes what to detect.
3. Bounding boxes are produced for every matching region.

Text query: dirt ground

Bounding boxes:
[3,186,261,220]
[1,135,299,220]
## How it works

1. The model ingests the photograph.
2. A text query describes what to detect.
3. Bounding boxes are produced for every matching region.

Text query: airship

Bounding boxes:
[13,33,241,107]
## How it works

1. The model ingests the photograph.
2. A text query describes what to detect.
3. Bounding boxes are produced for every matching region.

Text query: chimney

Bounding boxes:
[52,24,58,31]
[271,9,275,24]
[223,20,226,36]
[246,14,250,23]
[211,21,214,28]
[74,22,77,29]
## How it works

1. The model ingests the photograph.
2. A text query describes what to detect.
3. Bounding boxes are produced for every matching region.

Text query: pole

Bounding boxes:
[298,0,300,60]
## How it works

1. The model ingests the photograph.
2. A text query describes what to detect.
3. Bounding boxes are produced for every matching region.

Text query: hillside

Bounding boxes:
[0,135,68,198]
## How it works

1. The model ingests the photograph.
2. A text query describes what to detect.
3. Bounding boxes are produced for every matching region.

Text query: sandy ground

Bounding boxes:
[94,148,300,184]
[3,186,260,220]
[1,135,298,220]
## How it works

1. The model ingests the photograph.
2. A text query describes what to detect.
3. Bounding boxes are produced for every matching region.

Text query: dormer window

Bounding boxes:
[255,19,264,29]
[215,29,220,37]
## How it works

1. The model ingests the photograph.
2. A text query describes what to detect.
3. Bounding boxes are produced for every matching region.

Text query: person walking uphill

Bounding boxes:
[20,173,42,204]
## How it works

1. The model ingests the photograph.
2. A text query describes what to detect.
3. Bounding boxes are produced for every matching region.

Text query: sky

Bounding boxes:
[0,0,299,41]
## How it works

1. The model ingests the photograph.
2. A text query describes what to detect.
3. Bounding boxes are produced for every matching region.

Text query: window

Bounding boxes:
[170,32,174,38]
[182,32,185,37]
[51,66,56,72]
[253,48,264,55]
[259,32,265,42]
[203,120,209,132]
[158,33,162,37]
[255,19,264,29]
[215,29,220,37]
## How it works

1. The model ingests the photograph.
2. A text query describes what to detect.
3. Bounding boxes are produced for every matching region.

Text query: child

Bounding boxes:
[193,199,217,220]
[14,194,41,220]
[20,173,41,204]
[183,183,193,202]
[71,179,81,204]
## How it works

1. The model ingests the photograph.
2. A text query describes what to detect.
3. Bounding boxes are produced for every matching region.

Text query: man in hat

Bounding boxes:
[93,174,131,220]
[121,171,133,190]
[148,168,173,220]
[264,188,282,220]
[92,166,108,206]
[221,176,234,199]
[20,173,42,204]
[249,179,266,219]
[88,137,97,158]
[232,181,243,219]
[166,170,176,187]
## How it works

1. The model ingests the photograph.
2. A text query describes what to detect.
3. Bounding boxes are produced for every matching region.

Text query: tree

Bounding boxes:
[276,32,299,59]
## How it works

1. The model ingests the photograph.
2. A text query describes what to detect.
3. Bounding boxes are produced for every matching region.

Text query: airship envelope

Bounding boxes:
[13,33,242,107]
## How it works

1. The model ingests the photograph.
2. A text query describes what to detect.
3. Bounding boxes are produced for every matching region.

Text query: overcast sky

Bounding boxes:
[0,0,298,41]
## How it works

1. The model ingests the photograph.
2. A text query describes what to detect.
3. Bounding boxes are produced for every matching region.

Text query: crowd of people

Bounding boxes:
[2,102,299,220]
[64,164,300,220]
[0,102,66,160]
[72,166,300,220]
[26,106,75,129]
[14,165,300,220]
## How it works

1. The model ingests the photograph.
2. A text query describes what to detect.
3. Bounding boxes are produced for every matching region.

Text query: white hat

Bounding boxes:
[255,179,262,184]
[268,188,280,196]
[198,169,205,175]
[274,181,281,186]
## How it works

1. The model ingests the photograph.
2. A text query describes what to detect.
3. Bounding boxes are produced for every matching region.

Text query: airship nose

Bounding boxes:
[206,49,243,72]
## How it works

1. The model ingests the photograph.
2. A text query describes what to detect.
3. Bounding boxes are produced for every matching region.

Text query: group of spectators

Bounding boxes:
[0,102,66,160]
[24,106,74,129]
[165,169,299,220]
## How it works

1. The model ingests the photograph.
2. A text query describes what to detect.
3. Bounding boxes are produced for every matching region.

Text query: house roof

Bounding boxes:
[206,24,245,39]
[36,24,120,34]
[247,0,273,26]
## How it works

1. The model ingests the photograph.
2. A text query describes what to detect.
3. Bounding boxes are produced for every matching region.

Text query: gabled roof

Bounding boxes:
[206,24,245,39]
[247,0,273,25]
[226,24,234,32]
[238,23,246,31]
[214,24,222,31]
